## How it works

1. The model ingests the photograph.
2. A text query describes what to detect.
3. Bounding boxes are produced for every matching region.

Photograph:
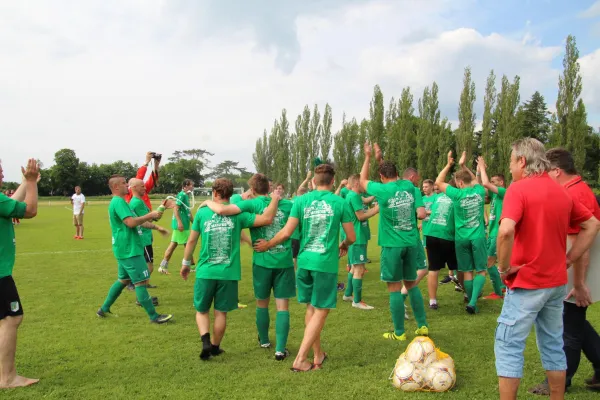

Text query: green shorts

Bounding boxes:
[117,255,150,284]
[171,230,190,245]
[296,268,337,309]
[380,246,418,282]
[194,278,238,313]
[348,244,367,266]
[253,264,296,300]
[455,238,488,272]
[487,236,497,258]
[416,240,427,271]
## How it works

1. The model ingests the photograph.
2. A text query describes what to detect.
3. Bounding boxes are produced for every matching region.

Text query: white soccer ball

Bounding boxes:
[405,339,435,364]
[424,361,456,392]
[392,359,424,392]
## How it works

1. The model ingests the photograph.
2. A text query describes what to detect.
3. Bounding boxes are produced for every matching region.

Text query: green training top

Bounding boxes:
[346,191,370,245]
[445,184,486,241]
[192,205,256,281]
[129,196,153,247]
[0,193,26,278]
[366,180,424,248]
[339,187,350,199]
[236,196,294,269]
[488,186,507,237]
[230,194,243,204]
[109,196,144,259]
[423,193,455,241]
[422,194,438,227]
[291,190,354,274]
[171,190,191,230]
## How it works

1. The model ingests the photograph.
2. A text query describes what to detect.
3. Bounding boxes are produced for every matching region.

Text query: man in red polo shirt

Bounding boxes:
[528,148,600,395]
[494,138,600,400]
[125,152,160,210]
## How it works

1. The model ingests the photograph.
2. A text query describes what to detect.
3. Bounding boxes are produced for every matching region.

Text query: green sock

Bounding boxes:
[256,307,270,345]
[390,292,405,336]
[352,278,363,303]
[408,286,428,328]
[135,285,159,320]
[464,279,474,299]
[101,281,125,312]
[344,272,353,297]
[470,275,487,307]
[488,266,504,296]
[275,311,290,353]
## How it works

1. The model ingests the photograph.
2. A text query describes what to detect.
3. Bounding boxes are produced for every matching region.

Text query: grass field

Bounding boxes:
[6,201,600,399]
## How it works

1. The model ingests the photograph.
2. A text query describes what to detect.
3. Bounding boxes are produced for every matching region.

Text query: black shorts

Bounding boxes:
[0,275,24,320]
[425,236,457,272]
[292,239,300,259]
[143,245,154,263]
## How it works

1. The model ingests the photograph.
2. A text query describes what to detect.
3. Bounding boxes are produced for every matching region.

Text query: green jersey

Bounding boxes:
[171,190,191,230]
[423,193,454,241]
[340,187,350,199]
[108,196,144,259]
[230,194,243,204]
[445,185,486,241]
[0,193,26,278]
[488,187,507,237]
[236,196,294,269]
[129,196,152,246]
[346,191,370,245]
[291,195,304,240]
[366,180,424,248]
[291,190,354,273]
[192,205,256,280]
[422,194,437,226]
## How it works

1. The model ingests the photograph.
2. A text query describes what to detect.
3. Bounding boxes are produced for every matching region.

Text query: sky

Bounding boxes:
[2,0,600,181]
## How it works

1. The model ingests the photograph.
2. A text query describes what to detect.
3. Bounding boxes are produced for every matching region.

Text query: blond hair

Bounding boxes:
[511,138,550,176]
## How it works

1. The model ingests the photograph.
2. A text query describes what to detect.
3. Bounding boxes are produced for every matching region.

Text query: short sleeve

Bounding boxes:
[569,198,593,227]
[237,199,257,214]
[497,186,507,199]
[349,194,363,213]
[191,210,202,232]
[115,198,135,221]
[239,212,257,229]
[341,202,354,224]
[414,189,424,208]
[445,186,460,201]
[81,195,86,203]
[130,200,144,217]
[290,200,301,219]
[500,186,524,224]
[71,194,76,200]
[0,194,26,219]
[366,181,385,198]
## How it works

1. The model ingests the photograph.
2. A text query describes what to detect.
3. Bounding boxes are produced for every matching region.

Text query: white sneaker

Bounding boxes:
[352,301,374,310]
[342,295,353,302]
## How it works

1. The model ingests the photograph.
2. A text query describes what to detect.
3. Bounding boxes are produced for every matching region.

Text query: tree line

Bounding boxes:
[252,35,599,189]
[1,148,253,197]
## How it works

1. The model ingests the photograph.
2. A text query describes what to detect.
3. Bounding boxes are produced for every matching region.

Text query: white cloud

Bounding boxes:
[580,48,600,120]
[580,1,600,18]
[0,0,598,182]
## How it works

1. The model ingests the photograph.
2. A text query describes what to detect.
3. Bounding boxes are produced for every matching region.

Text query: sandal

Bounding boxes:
[315,353,328,367]
[290,363,318,372]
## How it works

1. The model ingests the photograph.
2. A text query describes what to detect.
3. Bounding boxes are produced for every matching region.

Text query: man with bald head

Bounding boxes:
[97,175,173,324]
[129,178,168,290]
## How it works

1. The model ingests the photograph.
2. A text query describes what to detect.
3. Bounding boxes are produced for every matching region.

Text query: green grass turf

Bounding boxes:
[6,202,600,399]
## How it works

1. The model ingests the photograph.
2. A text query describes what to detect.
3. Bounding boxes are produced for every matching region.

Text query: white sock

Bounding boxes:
[429,299,437,305]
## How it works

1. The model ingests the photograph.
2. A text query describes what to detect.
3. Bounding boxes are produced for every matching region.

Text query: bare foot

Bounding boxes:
[0,375,40,388]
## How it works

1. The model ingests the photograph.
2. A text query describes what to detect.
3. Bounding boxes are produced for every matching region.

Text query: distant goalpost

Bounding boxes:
[193,187,244,201]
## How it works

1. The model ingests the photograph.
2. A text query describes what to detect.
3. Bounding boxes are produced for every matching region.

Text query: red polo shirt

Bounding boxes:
[500,173,592,290]
[564,176,600,234]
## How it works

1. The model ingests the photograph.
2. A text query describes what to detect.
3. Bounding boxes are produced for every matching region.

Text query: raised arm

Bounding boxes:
[359,141,372,192]
[458,151,477,183]
[435,151,454,193]
[335,180,348,196]
[478,156,498,194]
[22,159,40,218]
[296,171,312,194]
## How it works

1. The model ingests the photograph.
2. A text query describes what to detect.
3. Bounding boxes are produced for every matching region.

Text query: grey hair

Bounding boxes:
[511,138,550,176]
